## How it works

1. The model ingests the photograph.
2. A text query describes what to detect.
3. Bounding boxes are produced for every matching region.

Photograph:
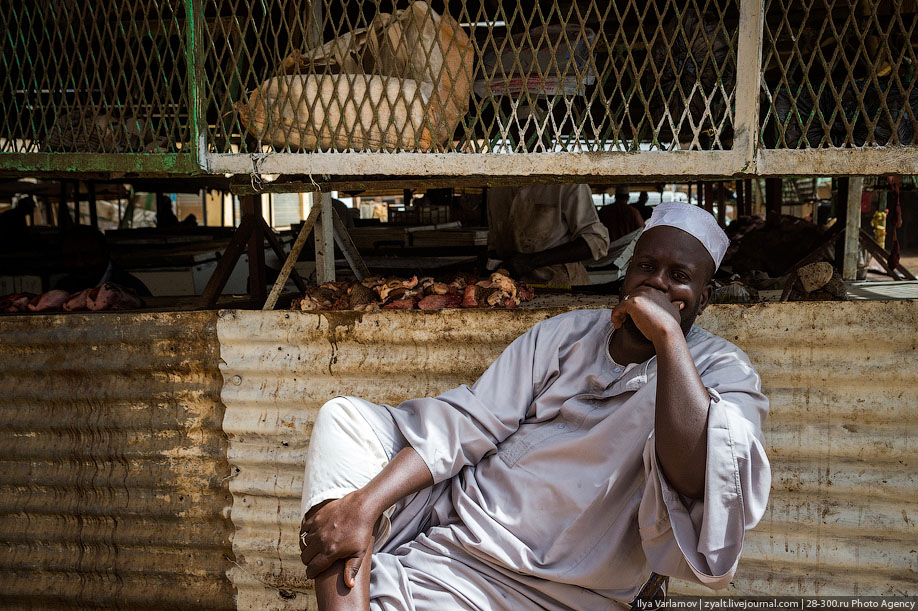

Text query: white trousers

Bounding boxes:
[301,396,395,550]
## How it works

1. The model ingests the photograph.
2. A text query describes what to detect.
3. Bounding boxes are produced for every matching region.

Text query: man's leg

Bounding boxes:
[307,499,373,611]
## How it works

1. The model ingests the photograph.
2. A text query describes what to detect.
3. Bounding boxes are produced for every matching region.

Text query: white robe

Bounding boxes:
[347,309,771,609]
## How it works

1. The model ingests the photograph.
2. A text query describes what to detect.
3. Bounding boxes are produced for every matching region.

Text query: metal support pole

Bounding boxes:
[703,183,714,215]
[88,181,98,229]
[717,182,726,227]
[842,177,863,281]
[315,192,335,283]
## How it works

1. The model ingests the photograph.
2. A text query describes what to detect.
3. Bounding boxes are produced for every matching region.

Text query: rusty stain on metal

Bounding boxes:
[217,302,918,608]
[0,311,235,609]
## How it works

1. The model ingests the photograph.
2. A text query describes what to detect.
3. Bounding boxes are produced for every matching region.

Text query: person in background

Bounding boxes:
[54,226,152,297]
[486,184,610,286]
[0,196,37,252]
[156,194,180,228]
[599,185,645,242]
[633,191,653,221]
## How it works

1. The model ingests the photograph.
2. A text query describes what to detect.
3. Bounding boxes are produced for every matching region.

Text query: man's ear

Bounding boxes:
[697,281,714,313]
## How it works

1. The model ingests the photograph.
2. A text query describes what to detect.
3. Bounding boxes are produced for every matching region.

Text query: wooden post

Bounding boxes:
[263,206,322,311]
[703,183,714,215]
[765,178,782,223]
[842,177,863,281]
[696,181,704,207]
[88,181,98,229]
[242,195,266,305]
[717,182,726,227]
[58,181,71,229]
[835,177,849,271]
[744,179,753,216]
[72,181,81,225]
[735,180,743,216]
[315,192,335,283]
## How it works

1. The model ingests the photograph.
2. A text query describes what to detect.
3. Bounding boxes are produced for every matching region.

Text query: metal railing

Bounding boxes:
[1,0,915,178]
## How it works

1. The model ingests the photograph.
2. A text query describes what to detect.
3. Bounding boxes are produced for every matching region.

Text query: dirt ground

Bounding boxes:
[898,248,918,275]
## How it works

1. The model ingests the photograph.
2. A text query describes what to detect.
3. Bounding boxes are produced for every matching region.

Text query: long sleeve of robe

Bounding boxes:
[372,309,770,609]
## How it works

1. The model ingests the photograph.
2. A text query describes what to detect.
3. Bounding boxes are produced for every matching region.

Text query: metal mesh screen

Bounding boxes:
[204,0,739,155]
[0,0,192,156]
[760,0,918,149]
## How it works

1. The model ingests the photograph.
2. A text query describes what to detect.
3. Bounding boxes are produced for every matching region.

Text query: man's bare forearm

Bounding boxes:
[355,446,434,518]
[653,328,710,499]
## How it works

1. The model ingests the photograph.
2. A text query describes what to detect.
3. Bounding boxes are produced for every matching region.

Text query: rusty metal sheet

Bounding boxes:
[0,311,235,610]
[217,302,917,609]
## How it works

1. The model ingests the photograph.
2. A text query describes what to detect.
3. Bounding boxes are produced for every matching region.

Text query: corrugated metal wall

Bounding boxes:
[0,311,235,610]
[217,302,917,609]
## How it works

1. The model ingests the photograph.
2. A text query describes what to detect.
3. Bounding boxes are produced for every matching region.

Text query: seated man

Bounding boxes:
[299,202,771,610]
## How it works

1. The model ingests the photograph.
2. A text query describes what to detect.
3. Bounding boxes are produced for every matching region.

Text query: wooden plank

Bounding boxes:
[241,195,266,306]
[331,209,369,280]
[859,229,917,280]
[259,217,307,292]
[733,0,766,169]
[842,177,863,280]
[262,205,321,311]
[315,192,335,283]
[765,178,782,223]
[200,214,255,307]
[88,181,98,229]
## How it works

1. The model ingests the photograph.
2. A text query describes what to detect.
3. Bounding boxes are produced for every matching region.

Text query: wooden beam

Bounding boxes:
[703,182,714,215]
[735,180,745,217]
[332,209,369,280]
[88,181,98,229]
[859,229,917,280]
[199,214,255,308]
[315,192,335,283]
[242,195,266,306]
[263,205,322,311]
[842,177,863,280]
[765,178,782,223]
[259,217,307,292]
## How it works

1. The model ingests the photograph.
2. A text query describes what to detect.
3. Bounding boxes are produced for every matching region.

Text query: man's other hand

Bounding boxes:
[300,491,378,586]
[501,252,535,279]
[610,286,684,345]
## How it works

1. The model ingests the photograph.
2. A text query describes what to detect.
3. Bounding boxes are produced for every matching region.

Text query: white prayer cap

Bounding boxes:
[642,202,730,270]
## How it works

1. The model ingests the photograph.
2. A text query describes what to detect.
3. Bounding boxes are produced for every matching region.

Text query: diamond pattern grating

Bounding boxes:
[204,0,739,154]
[1,0,916,176]
[760,0,918,149]
[1,0,192,156]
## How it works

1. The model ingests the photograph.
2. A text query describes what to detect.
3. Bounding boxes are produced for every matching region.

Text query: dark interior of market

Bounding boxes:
[1,175,917,314]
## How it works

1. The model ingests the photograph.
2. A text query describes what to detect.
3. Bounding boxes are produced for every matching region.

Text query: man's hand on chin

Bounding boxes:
[611,287,685,347]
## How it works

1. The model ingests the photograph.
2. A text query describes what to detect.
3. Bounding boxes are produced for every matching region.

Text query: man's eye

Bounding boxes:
[639,263,653,271]
[673,272,689,282]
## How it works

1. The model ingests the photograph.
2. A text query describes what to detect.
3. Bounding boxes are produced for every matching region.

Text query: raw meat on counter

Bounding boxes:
[0,284,144,314]
[0,293,37,313]
[28,290,71,312]
[292,273,533,311]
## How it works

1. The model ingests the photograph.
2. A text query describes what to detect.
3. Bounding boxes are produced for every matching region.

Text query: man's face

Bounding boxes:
[620,226,714,340]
